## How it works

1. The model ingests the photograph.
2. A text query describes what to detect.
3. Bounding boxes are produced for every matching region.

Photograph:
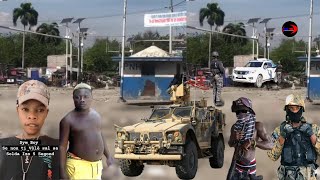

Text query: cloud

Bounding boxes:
[0,12,11,27]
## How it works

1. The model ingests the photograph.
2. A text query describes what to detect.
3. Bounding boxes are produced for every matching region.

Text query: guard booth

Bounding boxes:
[112,46,183,102]
[298,56,320,101]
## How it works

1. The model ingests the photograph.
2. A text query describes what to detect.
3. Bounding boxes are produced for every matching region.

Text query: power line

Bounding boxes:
[188,12,320,23]
[0,1,186,24]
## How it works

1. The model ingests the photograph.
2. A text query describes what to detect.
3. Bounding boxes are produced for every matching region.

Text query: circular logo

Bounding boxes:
[282,21,298,37]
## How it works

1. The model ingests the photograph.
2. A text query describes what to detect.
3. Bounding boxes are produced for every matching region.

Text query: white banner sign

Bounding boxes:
[144,11,187,27]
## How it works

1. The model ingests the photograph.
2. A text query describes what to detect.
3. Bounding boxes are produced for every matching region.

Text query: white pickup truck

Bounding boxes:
[232,59,278,88]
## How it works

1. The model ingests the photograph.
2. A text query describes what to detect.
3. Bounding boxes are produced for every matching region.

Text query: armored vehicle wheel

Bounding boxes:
[119,159,144,177]
[209,136,224,168]
[175,140,198,179]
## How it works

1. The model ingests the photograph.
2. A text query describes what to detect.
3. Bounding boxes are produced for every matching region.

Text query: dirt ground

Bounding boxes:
[0,84,319,180]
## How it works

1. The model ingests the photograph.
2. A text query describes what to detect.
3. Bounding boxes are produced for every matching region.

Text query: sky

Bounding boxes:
[188,0,320,49]
[0,0,319,48]
[0,0,186,45]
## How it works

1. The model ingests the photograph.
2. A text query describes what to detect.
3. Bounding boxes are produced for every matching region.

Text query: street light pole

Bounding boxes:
[79,28,88,81]
[61,18,73,87]
[307,0,313,100]
[78,27,81,83]
[69,39,73,86]
[252,25,255,59]
[260,18,271,58]
[248,18,260,59]
[73,18,85,83]
[120,0,127,101]
[169,0,173,55]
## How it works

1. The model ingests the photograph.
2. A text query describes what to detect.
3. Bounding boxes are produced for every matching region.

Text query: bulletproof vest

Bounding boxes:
[211,60,221,75]
[281,126,317,166]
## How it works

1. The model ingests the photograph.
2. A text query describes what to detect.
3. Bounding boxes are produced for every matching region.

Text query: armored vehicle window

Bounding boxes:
[173,107,192,118]
[149,108,170,120]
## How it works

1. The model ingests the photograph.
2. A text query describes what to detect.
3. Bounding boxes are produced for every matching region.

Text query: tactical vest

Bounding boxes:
[281,125,317,166]
[211,60,221,75]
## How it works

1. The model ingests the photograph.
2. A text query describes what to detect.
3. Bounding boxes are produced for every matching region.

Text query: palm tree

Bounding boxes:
[222,22,247,45]
[13,2,38,69]
[199,3,225,67]
[36,22,61,45]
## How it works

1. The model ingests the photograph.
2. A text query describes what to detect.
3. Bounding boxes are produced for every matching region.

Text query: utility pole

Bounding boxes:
[169,0,173,55]
[79,28,88,76]
[61,18,73,87]
[73,18,85,84]
[260,18,271,58]
[266,28,275,59]
[69,40,73,86]
[247,18,260,59]
[307,0,314,100]
[120,0,127,101]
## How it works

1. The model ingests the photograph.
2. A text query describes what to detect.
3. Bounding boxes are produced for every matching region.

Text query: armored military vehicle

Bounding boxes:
[114,82,226,179]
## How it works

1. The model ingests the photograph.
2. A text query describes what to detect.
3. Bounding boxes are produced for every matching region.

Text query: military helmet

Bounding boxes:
[231,97,255,115]
[212,51,219,57]
[284,94,305,112]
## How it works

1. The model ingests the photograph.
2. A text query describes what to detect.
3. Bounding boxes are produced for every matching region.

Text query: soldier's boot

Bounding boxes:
[249,174,263,180]
[215,99,224,107]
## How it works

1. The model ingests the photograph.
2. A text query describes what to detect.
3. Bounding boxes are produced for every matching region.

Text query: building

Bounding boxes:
[112,45,183,102]
[298,55,320,101]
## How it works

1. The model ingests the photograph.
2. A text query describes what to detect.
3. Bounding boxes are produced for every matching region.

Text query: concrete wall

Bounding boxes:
[124,62,141,75]
[233,55,253,67]
[122,61,181,101]
[47,55,66,68]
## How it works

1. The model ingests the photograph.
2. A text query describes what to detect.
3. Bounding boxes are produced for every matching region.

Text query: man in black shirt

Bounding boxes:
[0,80,59,180]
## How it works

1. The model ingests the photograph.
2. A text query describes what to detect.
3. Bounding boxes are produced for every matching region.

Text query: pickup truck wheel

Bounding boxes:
[255,75,263,88]
[209,136,224,168]
[119,159,144,177]
[176,140,198,179]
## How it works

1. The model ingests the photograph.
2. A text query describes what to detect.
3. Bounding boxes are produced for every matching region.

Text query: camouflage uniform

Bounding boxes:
[267,94,320,180]
[268,124,320,180]
[212,74,223,102]
[210,51,225,106]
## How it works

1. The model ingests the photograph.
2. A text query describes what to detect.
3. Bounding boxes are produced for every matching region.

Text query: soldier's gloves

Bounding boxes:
[299,123,313,137]
[280,123,294,138]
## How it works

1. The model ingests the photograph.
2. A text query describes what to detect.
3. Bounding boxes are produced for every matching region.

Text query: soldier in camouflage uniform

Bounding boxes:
[267,94,320,180]
[210,51,225,107]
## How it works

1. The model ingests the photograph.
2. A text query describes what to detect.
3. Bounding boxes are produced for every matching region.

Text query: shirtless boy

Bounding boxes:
[59,83,113,179]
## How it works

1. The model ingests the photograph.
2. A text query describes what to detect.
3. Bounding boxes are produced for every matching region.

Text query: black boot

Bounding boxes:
[215,100,224,107]
[249,174,263,180]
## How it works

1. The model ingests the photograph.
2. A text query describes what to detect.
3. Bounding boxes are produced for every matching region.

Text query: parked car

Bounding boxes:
[232,58,278,88]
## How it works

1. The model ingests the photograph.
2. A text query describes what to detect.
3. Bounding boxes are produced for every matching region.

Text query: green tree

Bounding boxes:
[187,33,252,68]
[222,22,247,45]
[130,30,169,53]
[84,38,118,74]
[13,2,39,68]
[270,39,306,73]
[0,33,22,66]
[199,2,225,67]
[36,22,61,45]
[0,33,65,67]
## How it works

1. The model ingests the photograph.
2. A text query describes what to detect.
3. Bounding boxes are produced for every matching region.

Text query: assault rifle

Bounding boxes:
[226,121,246,180]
